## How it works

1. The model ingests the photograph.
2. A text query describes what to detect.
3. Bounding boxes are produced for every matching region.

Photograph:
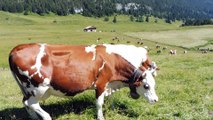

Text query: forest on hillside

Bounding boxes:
[0,0,213,26]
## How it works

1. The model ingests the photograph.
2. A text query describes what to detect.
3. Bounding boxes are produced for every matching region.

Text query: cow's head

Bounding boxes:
[129,68,158,104]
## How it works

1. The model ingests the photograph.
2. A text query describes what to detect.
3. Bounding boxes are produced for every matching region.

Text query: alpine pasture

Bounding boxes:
[0,11,212,120]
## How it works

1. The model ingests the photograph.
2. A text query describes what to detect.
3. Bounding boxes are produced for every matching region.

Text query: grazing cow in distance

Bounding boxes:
[126,41,131,43]
[202,50,208,54]
[111,36,120,43]
[198,48,209,54]
[157,50,162,54]
[169,49,177,55]
[137,39,144,45]
[156,44,161,49]
[143,46,151,52]
[9,43,159,120]
[96,38,101,42]
[162,46,167,50]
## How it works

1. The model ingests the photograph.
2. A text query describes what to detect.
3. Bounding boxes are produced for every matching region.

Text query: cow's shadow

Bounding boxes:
[0,95,139,120]
[0,95,96,120]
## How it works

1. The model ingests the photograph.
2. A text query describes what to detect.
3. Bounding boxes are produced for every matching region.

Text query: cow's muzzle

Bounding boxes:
[130,91,140,99]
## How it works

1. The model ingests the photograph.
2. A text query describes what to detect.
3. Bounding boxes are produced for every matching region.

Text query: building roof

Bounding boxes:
[84,26,96,30]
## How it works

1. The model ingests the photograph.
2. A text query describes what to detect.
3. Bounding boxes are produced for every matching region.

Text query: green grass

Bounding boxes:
[0,11,213,120]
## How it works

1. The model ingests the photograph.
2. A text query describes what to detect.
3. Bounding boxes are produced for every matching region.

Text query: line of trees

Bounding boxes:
[182,19,213,26]
[0,0,213,26]
[0,0,116,16]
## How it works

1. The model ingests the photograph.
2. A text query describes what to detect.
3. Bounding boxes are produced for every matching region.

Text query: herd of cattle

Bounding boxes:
[97,37,212,55]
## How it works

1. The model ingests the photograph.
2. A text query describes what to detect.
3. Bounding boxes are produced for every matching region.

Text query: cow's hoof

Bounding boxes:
[97,116,105,120]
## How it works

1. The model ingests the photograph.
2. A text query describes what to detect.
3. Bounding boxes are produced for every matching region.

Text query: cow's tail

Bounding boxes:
[9,55,28,98]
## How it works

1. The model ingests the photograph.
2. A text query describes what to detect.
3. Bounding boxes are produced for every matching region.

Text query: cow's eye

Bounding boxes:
[144,84,150,90]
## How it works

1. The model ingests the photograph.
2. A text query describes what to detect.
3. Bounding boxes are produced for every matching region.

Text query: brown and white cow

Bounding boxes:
[9,43,159,120]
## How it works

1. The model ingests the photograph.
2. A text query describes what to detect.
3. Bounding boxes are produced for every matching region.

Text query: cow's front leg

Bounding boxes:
[95,63,111,120]
[96,92,105,120]
[96,87,106,120]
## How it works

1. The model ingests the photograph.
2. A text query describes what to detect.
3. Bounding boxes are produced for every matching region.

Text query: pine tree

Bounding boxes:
[113,15,117,23]
[104,17,109,22]
[145,15,149,22]
[130,15,134,22]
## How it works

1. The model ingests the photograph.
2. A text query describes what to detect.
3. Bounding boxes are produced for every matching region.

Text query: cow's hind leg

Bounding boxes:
[23,96,52,120]
[23,97,40,120]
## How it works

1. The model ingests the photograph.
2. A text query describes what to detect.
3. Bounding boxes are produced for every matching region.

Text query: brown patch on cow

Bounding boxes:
[41,54,49,66]
[111,53,135,81]
[47,46,104,96]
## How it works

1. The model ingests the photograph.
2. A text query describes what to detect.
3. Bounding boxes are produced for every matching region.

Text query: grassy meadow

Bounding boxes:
[0,11,212,120]
[126,26,213,49]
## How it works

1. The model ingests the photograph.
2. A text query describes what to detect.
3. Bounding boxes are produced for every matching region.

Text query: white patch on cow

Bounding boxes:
[98,61,106,72]
[85,44,96,61]
[91,82,96,88]
[104,81,127,96]
[18,67,30,77]
[43,78,50,86]
[103,44,147,68]
[96,91,105,120]
[31,44,46,78]
[38,78,66,98]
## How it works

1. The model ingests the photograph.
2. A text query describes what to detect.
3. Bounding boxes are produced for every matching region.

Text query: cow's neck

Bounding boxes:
[104,56,140,96]
[112,54,136,83]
